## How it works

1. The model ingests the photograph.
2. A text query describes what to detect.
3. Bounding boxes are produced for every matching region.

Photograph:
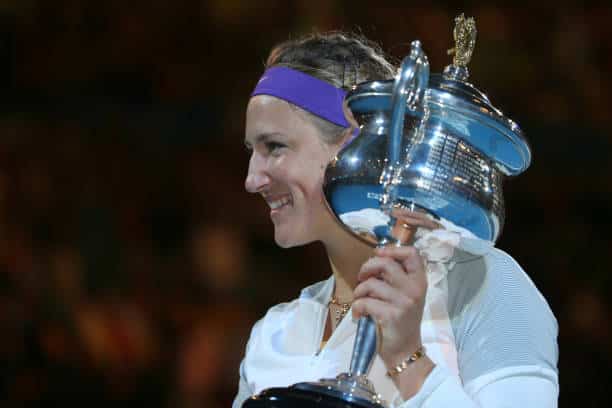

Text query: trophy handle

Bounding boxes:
[381,41,430,247]
[388,40,429,165]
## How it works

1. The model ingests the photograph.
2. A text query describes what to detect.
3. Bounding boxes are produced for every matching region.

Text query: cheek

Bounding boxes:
[304,168,332,219]
[286,171,320,204]
[298,157,327,196]
[283,140,337,205]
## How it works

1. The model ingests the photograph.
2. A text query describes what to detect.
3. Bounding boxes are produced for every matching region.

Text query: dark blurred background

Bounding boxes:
[0,1,610,407]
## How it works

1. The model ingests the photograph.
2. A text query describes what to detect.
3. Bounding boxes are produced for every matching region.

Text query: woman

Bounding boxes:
[235,32,558,407]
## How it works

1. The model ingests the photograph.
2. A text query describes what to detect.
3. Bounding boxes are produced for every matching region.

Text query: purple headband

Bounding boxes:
[251,66,350,128]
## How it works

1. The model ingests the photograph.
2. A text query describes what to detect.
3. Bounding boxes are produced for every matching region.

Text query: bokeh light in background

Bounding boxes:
[0,1,610,407]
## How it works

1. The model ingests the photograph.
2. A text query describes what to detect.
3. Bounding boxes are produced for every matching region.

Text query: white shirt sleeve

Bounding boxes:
[232,319,262,408]
[232,360,253,408]
[393,248,559,407]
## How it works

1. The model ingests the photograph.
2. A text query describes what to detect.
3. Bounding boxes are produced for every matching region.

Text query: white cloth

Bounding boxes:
[232,245,558,407]
[411,217,493,377]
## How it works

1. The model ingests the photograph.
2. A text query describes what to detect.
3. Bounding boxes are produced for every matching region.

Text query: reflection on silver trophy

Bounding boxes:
[243,13,532,408]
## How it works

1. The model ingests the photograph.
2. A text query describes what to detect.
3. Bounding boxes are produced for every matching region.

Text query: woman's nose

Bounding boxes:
[245,154,270,193]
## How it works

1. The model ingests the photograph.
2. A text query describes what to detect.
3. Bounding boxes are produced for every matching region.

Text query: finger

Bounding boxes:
[354,277,402,303]
[352,296,397,322]
[358,256,409,286]
[391,208,442,230]
[375,245,421,265]
[391,207,437,223]
[401,252,427,276]
[375,246,426,281]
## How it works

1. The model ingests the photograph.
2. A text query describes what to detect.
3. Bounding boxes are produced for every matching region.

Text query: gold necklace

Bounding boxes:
[328,296,352,324]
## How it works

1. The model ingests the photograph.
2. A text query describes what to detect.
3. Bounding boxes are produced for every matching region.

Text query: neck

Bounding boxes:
[322,227,374,303]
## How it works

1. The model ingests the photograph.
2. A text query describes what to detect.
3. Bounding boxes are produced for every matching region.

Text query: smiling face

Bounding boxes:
[244,95,346,248]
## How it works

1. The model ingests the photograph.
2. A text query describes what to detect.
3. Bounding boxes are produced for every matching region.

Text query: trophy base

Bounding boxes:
[242,373,386,408]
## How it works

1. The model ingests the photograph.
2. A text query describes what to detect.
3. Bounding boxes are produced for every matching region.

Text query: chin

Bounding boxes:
[274,228,312,249]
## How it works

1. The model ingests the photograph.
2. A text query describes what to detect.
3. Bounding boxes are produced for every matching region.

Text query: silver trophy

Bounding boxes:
[243,14,531,408]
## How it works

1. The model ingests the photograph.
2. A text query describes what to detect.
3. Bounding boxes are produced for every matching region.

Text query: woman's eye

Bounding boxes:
[265,141,286,153]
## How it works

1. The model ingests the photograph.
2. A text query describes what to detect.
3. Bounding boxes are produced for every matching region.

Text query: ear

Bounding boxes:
[343,100,359,129]
[338,101,360,146]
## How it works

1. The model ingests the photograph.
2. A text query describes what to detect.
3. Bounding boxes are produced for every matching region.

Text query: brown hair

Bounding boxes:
[264,31,396,143]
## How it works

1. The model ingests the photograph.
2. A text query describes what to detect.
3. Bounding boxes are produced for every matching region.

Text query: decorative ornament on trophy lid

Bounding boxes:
[243,13,531,408]
[445,13,477,80]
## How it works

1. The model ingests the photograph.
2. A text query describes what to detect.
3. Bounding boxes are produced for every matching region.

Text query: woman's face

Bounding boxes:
[244,95,345,248]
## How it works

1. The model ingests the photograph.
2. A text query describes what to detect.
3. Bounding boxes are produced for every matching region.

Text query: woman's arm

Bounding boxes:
[392,364,558,407]
[352,243,433,401]
[352,206,558,407]
[392,248,559,407]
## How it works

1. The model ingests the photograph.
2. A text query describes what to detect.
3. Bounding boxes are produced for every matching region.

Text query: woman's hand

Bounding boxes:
[352,209,441,368]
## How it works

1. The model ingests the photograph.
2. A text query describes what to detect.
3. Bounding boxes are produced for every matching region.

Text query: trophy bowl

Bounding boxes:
[323,58,531,244]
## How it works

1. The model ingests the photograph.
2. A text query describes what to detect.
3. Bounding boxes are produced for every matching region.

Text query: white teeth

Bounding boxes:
[268,196,292,210]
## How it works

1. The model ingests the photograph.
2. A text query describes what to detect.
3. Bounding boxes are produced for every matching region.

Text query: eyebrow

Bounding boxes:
[244,132,285,148]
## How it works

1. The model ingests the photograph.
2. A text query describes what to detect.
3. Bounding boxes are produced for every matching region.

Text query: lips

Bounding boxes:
[265,194,293,212]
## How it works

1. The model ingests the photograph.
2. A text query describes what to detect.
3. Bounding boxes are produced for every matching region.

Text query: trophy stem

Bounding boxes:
[349,316,379,376]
